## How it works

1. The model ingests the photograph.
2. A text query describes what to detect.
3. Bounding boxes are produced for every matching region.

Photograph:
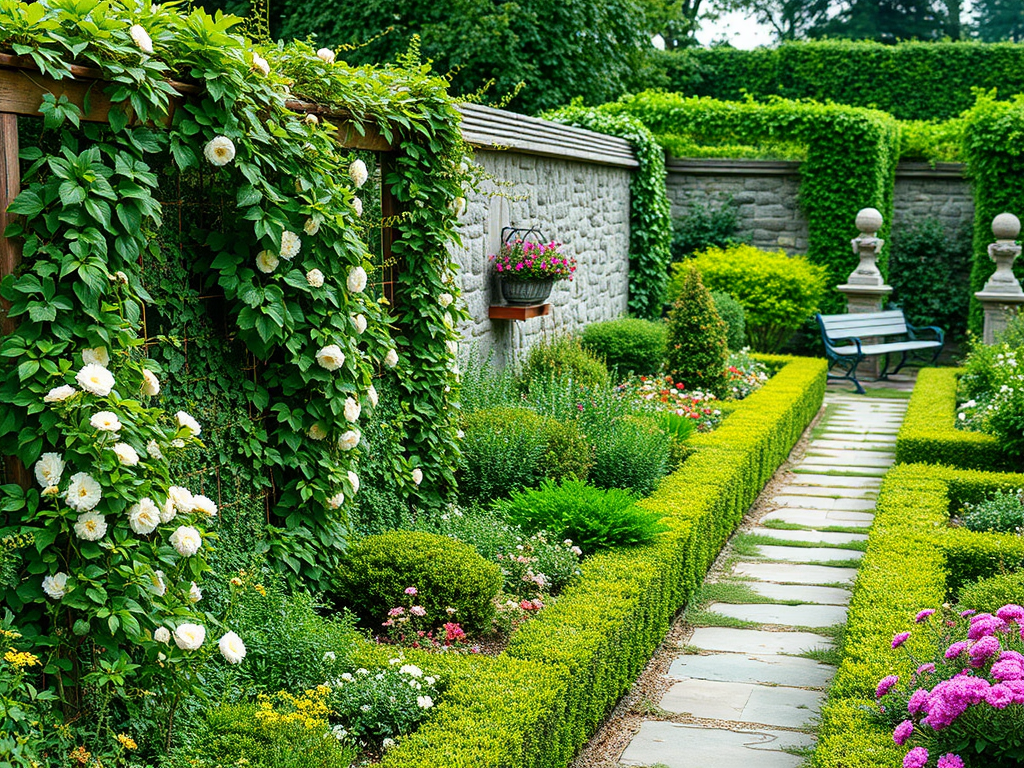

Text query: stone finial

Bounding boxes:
[992,212,1021,242]
[844,208,887,289]
[855,207,884,238]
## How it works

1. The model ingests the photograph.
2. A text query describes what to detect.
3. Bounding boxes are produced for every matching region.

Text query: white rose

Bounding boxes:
[416,695,433,709]
[347,470,360,494]
[154,626,171,644]
[173,622,206,651]
[384,349,399,368]
[347,266,367,293]
[439,293,453,308]
[352,196,363,217]
[349,159,368,188]
[303,217,320,236]
[34,452,65,488]
[252,52,270,76]
[112,443,140,466]
[42,572,69,600]
[204,136,236,167]
[192,494,217,517]
[279,231,301,261]
[159,497,176,524]
[188,581,203,603]
[352,314,367,334]
[170,526,203,557]
[175,411,201,436]
[411,467,423,486]
[150,569,167,596]
[306,268,325,288]
[128,498,160,535]
[82,347,109,367]
[76,364,115,397]
[337,430,360,451]
[327,491,345,509]
[453,197,466,217]
[304,113,319,125]
[218,631,246,664]
[446,339,459,357]
[443,312,453,329]
[256,250,279,274]
[147,440,163,460]
[167,486,195,514]
[66,473,102,512]
[141,369,160,396]
[307,423,327,441]
[344,397,361,423]
[317,47,336,64]
[367,384,379,407]
[90,411,122,432]
[316,345,345,371]
[44,384,76,403]
[130,23,153,54]
[73,511,107,541]
[400,664,423,678]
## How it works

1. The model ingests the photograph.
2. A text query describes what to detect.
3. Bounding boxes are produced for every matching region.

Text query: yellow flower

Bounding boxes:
[254,584,266,596]
[68,746,91,765]
[4,650,40,668]
[116,734,137,750]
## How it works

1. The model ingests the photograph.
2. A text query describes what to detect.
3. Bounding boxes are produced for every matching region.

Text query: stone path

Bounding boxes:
[616,393,907,768]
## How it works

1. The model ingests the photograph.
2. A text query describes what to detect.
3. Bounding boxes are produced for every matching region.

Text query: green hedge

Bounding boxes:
[895,367,1012,470]
[380,355,826,768]
[604,92,900,313]
[653,41,1024,122]
[813,464,1024,768]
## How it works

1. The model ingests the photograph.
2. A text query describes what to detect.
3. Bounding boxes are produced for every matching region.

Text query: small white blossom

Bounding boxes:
[304,113,319,125]
[324,651,337,662]
[130,24,153,54]
[316,345,345,371]
[90,411,122,432]
[204,136,236,167]
[192,494,217,517]
[256,250,279,274]
[384,349,399,368]
[327,491,345,509]
[347,470,360,494]
[425,675,436,685]
[439,293,453,308]
[188,581,203,603]
[171,438,185,448]
[343,397,361,423]
[307,423,327,441]
[159,497,176,524]
[175,411,201,436]
[128,498,161,535]
[66,473,102,512]
[352,314,367,334]
[154,626,171,644]
[112,443,140,466]
[45,384,76,403]
[280,231,301,260]
[349,159,368,188]
[453,196,466,217]
[170,526,203,557]
[34,452,65,488]
[168,485,195,514]
[173,622,206,651]
[73,511,107,541]
[352,196,363,217]
[150,569,167,596]
[337,430,360,451]
[367,384,379,408]
[400,664,423,678]
[252,52,270,76]
[347,266,367,293]
[147,440,163,460]
[76,364,115,397]
[446,339,459,357]
[306,268,325,288]
[83,347,109,367]
[411,467,423,486]
[317,47,336,63]
[141,369,160,396]
[416,695,433,709]
[42,572,68,600]
[219,631,246,663]
[303,218,320,236]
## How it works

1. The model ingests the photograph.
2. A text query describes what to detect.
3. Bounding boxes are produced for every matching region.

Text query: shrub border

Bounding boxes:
[895,367,1011,471]
[813,463,1024,768]
[370,354,826,768]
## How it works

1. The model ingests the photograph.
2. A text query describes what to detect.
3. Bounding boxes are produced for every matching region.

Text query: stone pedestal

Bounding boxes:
[975,213,1024,345]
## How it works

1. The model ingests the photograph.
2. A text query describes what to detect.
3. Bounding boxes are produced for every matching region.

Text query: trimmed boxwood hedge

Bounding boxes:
[813,464,1024,768]
[370,354,826,768]
[895,367,1012,471]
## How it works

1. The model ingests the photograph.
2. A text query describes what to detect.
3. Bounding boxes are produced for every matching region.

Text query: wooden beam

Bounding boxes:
[488,303,552,321]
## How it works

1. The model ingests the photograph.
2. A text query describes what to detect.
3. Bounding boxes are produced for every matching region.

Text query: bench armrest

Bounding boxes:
[815,313,864,357]
[907,323,945,345]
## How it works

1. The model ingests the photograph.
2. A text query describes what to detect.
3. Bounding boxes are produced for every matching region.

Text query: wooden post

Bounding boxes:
[379,152,401,308]
[0,111,29,488]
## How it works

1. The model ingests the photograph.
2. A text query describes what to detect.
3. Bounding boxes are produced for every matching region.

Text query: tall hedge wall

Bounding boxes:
[653,41,1024,122]
[604,92,900,312]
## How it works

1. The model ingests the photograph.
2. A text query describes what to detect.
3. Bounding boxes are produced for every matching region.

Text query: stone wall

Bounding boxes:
[665,158,973,255]
[452,106,635,369]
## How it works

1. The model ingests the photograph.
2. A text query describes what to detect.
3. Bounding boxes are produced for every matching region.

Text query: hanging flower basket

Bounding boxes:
[490,235,576,307]
[501,279,553,306]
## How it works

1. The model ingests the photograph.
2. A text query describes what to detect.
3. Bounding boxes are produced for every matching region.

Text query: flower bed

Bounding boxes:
[813,463,1024,768]
[895,368,1011,471]
[374,354,826,768]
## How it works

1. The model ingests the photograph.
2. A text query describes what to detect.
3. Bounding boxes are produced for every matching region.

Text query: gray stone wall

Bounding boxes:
[893,164,974,241]
[452,149,632,369]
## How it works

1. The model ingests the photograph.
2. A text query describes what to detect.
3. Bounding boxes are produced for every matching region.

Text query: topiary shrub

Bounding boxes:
[520,334,609,390]
[671,244,827,353]
[493,478,667,555]
[335,531,502,634]
[958,571,1024,614]
[458,407,592,501]
[710,291,747,350]
[665,263,729,396]
[581,318,667,376]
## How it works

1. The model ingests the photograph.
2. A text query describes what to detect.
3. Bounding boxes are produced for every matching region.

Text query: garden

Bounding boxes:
[0,3,837,768]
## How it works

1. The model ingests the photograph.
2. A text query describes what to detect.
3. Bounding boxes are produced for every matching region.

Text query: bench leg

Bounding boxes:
[890,350,911,376]
[877,353,892,380]
[826,356,867,395]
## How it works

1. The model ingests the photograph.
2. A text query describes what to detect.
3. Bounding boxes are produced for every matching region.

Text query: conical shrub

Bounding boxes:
[665,263,729,397]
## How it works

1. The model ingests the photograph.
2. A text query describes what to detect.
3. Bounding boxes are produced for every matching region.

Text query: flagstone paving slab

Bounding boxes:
[741,581,851,605]
[817,433,896,444]
[667,653,835,687]
[619,723,812,768]
[749,527,868,546]
[752,545,864,564]
[660,679,824,728]
[707,601,848,627]
[809,439,897,451]
[777,485,877,500]
[760,509,874,527]
[733,561,859,585]
[788,474,883,488]
[793,463,888,477]
[772,495,877,511]
[687,627,832,655]
[801,450,894,467]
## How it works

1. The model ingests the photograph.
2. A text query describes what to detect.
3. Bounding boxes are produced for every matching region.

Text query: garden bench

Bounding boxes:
[816,310,944,394]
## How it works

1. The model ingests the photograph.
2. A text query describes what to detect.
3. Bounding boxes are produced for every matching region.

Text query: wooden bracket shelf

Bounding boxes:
[488,303,552,321]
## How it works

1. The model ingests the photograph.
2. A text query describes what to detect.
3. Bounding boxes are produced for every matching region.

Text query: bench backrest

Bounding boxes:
[818,310,909,341]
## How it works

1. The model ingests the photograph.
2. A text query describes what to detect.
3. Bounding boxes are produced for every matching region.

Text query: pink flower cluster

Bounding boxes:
[489,240,577,282]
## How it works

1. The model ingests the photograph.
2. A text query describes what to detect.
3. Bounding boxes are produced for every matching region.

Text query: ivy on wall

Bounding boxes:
[543,104,673,320]
[604,91,901,312]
